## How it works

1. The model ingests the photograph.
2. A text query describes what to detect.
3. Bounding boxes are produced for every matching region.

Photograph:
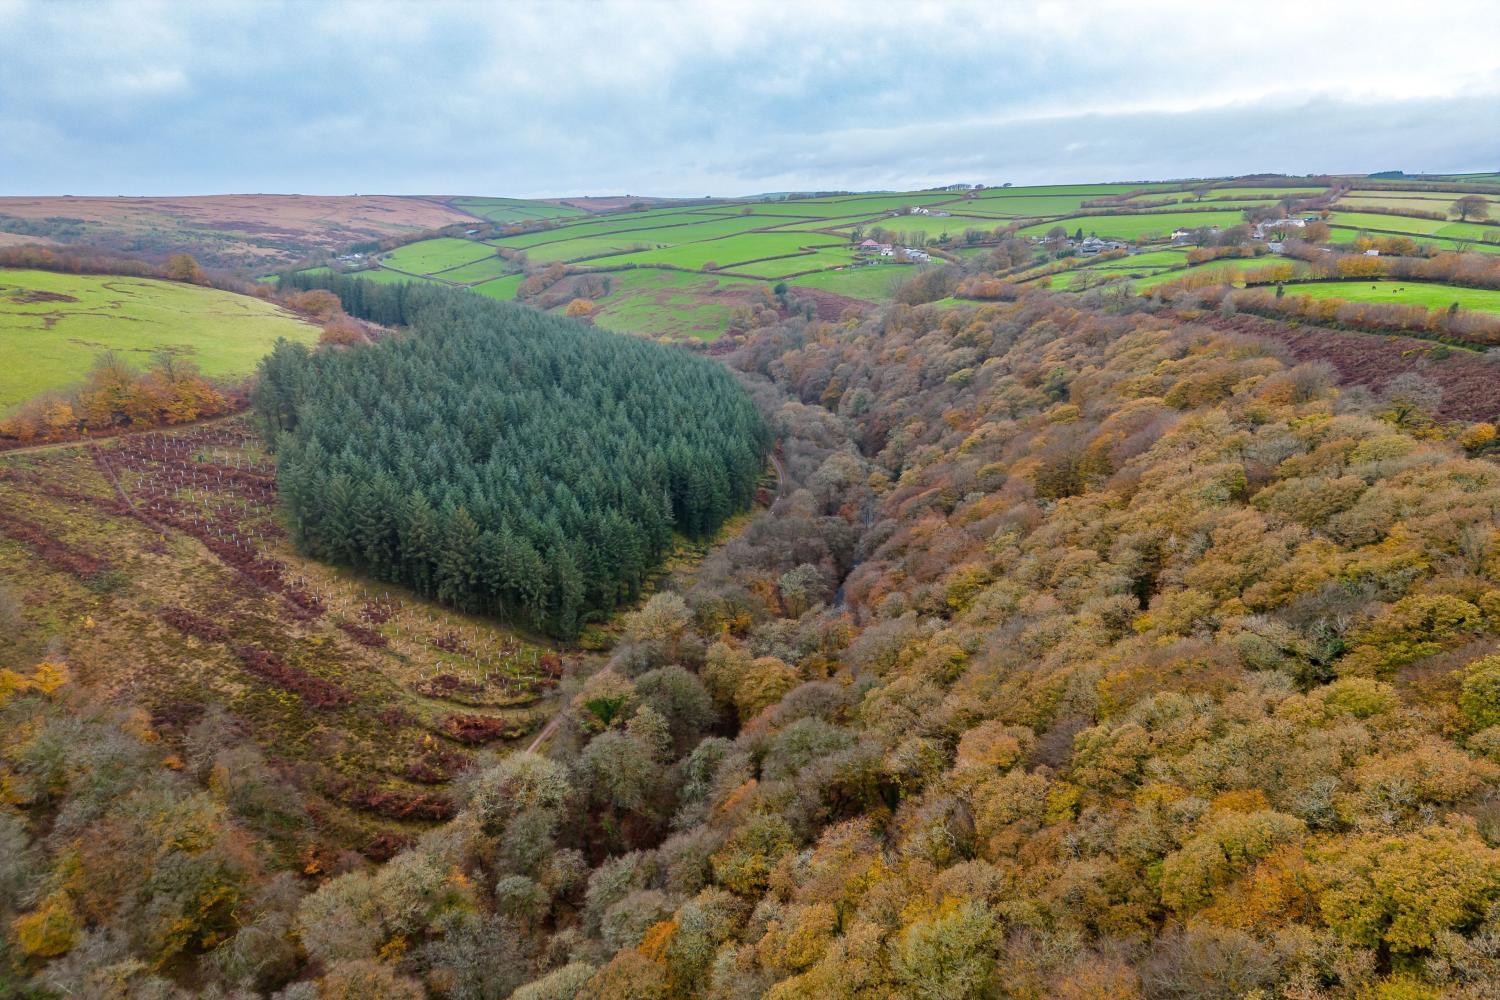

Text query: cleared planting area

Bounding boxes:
[0,269,316,410]
[0,419,562,853]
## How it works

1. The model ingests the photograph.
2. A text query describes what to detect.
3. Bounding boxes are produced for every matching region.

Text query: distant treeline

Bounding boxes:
[256,278,769,637]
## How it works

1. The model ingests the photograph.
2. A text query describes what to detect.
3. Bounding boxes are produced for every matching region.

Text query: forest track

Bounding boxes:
[769,449,788,510]
[0,411,246,459]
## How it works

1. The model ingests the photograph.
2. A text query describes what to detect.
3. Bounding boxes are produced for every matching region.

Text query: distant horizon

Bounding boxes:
[7,166,1500,203]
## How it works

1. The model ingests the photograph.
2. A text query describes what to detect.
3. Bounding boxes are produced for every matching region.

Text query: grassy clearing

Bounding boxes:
[789,264,914,301]
[588,269,761,340]
[1274,279,1500,315]
[381,237,495,274]
[0,269,316,411]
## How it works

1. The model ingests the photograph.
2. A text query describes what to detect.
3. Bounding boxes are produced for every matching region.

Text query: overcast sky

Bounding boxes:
[3,0,1499,198]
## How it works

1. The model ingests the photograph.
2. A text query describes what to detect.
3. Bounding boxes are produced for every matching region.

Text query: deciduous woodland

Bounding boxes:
[254,281,767,638]
[8,288,1500,999]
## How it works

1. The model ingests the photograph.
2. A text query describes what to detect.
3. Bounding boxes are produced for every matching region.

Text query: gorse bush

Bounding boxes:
[254,281,767,637]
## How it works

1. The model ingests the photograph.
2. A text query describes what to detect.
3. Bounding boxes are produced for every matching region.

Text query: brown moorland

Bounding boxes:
[0,193,478,269]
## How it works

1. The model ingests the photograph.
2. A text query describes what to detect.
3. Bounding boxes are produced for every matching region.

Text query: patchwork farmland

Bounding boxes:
[254,174,1500,349]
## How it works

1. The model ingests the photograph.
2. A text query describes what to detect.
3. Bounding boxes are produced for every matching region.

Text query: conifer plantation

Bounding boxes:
[253,278,768,637]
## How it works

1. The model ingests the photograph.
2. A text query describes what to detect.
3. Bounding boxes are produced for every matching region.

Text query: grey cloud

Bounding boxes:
[1,0,1498,195]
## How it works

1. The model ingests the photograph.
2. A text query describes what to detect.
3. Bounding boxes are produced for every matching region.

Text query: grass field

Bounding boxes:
[588,269,763,339]
[382,236,497,274]
[0,269,317,410]
[1274,279,1500,315]
[433,255,518,284]
[1019,210,1251,240]
[450,196,586,224]
[789,263,914,301]
[585,232,845,270]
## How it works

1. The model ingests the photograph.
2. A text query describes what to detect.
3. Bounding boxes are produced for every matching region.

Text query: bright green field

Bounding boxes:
[722,250,865,279]
[789,264,915,301]
[470,274,525,301]
[489,209,724,249]
[1020,211,1251,240]
[434,255,517,284]
[586,232,845,270]
[1326,211,1499,240]
[345,268,448,286]
[845,215,1007,240]
[0,269,317,410]
[1275,280,1500,315]
[381,237,495,274]
[451,196,586,224]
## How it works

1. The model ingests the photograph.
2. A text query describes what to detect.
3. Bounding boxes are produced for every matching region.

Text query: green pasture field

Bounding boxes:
[0,268,317,410]
[451,196,585,223]
[1089,249,1189,269]
[1275,280,1500,315]
[517,235,668,264]
[721,250,863,279]
[1187,187,1326,201]
[587,269,762,340]
[841,215,1008,240]
[789,263,915,301]
[381,236,494,274]
[697,203,838,219]
[432,255,517,283]
[1324,228,1500,255]
[793,192,964,213]
[470,274,525,301]
[1336,196,1461,213]
[1325,211,1494,239]
[585,232,845,270]
[1125,256,1304,290]
[954,195,1106,218]
[1019,210,1250,240]
[347,267,449,285]
[485,209,727,250]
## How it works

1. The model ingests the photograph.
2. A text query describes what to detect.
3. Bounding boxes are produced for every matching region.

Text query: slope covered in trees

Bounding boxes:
[280,294,1500,998]
[253,282,767,638]
[10,288,1500,998]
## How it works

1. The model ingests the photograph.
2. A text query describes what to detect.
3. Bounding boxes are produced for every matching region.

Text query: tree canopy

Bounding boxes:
[254,279,767,637]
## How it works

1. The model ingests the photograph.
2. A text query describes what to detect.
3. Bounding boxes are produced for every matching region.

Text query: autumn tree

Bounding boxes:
[1452,195,1491,222]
